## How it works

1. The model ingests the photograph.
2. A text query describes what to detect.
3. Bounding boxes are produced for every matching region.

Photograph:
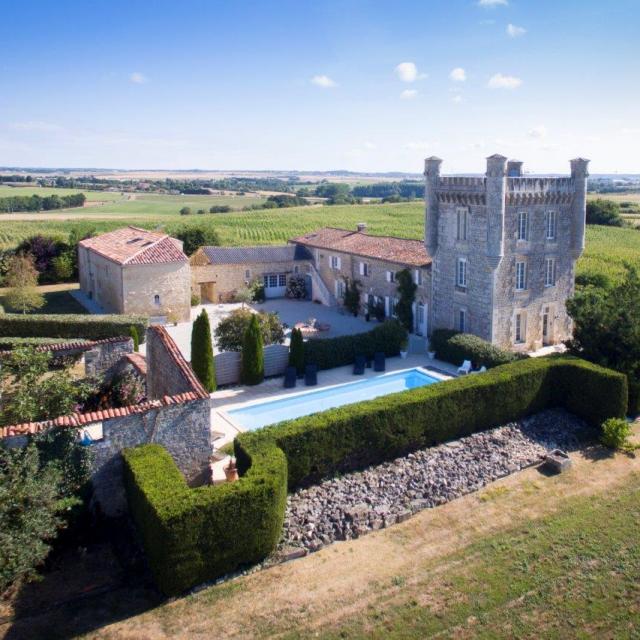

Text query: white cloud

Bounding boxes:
[363,141,376,150]
[400,89,418,100]
[452,95,463,104]
[506,23,527,38]
[404,141,431,151]
[395,62,426,83]
[450,67,466,82]
[621,127,640,134]
[9,121,62,133]
[311,74,337,88]
[478,0,508,6]
[129,72,148,84]
[528,125,548,139]
[487,73,522,89]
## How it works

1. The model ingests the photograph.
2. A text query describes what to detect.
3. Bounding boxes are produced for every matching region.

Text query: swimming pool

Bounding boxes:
[226,368,440,431]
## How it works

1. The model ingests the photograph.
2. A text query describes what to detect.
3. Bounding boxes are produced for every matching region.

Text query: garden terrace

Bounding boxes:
[124,355,626,595]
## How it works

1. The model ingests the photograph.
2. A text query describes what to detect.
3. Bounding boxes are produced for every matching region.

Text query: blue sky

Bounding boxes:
[0,0,638,173]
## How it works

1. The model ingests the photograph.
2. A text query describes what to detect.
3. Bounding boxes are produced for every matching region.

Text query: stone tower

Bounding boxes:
[425,155,589,350]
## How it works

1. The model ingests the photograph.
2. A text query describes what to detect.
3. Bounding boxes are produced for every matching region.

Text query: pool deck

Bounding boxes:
[209,353,457,482]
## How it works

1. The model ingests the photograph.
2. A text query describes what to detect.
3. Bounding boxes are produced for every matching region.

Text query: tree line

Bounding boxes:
[0,192,86,213]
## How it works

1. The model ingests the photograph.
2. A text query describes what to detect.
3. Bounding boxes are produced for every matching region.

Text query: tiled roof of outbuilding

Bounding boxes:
[291,227,431,268]
[198,244,312,265]
[79,226,187,266]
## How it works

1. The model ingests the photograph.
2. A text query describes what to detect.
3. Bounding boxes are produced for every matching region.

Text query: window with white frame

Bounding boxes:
[392,297,399,317]
[359,261,369,277]
[517,211,529,241]
[335,279,345,298]
[515,312,526,344]
[515,260,527,291]
[458,308,466,333]
[278,274,287,287]
[264,274,279,288]
[384,296,390,317]
[545,210,557,240]
[330,255,341,270]
[414,269,423,286]
[386,270,395,283]
[456,258,467,288]
[545,257,556,287]
[456,207,468,241]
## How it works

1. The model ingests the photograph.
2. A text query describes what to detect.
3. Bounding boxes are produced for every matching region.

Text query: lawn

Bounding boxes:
[0,283,86,314]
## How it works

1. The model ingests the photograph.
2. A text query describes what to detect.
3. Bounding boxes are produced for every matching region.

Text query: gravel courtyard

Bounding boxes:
[275,409,589,558]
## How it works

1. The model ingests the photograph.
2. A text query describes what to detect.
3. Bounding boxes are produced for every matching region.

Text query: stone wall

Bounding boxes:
[78,245,124,313]
[84,337,134,379]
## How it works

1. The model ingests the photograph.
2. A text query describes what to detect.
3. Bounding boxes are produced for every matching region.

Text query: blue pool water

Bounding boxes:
[227,368,439,431]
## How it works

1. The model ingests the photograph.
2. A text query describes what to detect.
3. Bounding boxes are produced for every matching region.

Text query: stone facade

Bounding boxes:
[425,155,589,350]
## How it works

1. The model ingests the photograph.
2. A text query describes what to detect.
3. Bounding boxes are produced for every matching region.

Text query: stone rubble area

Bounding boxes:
[275,409,587,559]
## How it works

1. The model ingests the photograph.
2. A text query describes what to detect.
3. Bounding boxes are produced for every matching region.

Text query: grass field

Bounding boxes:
[0,283,86,314]
[0,197,638,284]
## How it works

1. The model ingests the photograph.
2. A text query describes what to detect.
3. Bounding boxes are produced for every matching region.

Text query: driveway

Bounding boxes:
[148,299,372,361]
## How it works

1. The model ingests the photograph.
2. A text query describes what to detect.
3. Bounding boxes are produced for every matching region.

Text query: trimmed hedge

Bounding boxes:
[0,336,90,350]
[123,441,287,596]
[629,380,640,417]
[0,313,148,342]
[124,355,626,595]
[303,320,408,370]
[430,329,523,369]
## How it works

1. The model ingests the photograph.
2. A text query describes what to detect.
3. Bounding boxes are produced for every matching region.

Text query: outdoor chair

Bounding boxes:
[457,360,472,375]
[284,366,297,388]
[305,364,318,386]
[353,354,366,375]
[373,351,386,372]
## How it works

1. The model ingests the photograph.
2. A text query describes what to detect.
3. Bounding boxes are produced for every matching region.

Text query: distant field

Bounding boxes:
[0,197,638,284]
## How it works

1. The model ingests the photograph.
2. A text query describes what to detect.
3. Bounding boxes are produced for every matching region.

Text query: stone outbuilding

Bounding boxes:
[78,226,191,322]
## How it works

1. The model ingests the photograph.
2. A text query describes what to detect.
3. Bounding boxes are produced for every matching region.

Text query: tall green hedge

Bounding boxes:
[241,314,264,385]
[288,327,305,376]
[303,320,407,370]
[124,355,626,595]
[430,329,523,368]
[190,310,216,392]
[0,313,148,342]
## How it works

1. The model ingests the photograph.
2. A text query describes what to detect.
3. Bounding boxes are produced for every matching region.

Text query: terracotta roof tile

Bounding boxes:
[79,226,187,266]
[291,227,431,268]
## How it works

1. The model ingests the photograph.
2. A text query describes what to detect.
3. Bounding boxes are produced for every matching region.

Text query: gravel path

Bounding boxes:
[276,409,587,558]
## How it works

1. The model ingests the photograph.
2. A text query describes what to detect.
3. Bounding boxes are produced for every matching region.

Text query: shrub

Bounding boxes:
[190,292,201,307]
[129,325,140,352]
[343,278,361,316]
[289,327,305,376]
[600,417,632,450]
[248,278,265,303]
[191,310,216,392]
[241,314,264,385]
[395,269,417,332]
[0,313,147,341]
[125,355,625,594]
[303,320,407,370]
[586,199,624,227]
[123,441,287,595]
[214,308,283,352]
[430,329,522,368]
[170,224,220,256]
[2,254,45,314]
[285,274,306,299]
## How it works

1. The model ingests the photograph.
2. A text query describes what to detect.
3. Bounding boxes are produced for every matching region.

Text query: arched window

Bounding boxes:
[154,294,160,305]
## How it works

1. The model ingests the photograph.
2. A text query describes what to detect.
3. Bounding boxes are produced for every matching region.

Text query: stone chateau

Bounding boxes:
[79,155,589,352]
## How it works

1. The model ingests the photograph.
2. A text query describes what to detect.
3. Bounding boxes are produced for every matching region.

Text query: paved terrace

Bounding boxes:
[209,353,458,482]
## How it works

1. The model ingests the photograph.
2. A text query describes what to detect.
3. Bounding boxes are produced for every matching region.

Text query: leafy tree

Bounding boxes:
[214,308,284,352]
[179,206,192,216]
[190,309,216,392]
[16,235,64,282]
[241,314,264,385]
[170,224,221,256]
[289,327,305,377]
[396,269,417,332]
[209,205,231,213]
[567,265,640,413]
[0,347,91,427]
[196,208,206,215]
[343,277,361,316]
[52,252,73,281]
[586,199,624,227]
[3,254,45,314]
[0,444,69,594]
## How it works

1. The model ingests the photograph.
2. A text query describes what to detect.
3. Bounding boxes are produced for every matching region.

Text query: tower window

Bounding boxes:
[456,258,467,288]
[517,211,529,241]
[545,257,556,287]
[456,207,468,241]
[545,211,557,240]
[515,261,527,291]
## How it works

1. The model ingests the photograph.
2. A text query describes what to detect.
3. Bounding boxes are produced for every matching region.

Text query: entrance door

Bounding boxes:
[416,303,427,336]
[264,274,287,298]
[542,307,552,345]
[200,282,216,303]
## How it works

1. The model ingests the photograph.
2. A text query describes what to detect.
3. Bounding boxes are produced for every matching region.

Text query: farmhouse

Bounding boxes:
[78,226,191,322]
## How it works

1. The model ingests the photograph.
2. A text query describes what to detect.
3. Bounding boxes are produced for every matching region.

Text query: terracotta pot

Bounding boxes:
[224,459,239,482]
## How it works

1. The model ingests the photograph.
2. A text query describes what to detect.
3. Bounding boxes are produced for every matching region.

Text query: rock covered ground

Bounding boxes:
[275,409,589,560]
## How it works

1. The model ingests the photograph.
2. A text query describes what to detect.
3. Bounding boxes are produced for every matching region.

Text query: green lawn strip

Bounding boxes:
[0,289,88,315]
[310,475,640,639]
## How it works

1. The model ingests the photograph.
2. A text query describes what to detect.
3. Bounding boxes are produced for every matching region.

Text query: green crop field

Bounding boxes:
[0,197,638,284]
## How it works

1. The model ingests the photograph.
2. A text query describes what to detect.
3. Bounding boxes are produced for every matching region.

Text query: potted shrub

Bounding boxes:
[400,339,409,359]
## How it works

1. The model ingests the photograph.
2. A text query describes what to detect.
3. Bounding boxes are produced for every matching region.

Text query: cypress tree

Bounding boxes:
[395,268,417,333]
[129,325,140,352]
[241,314,264,385]
[190,309,216,392]
[289,327,305,377]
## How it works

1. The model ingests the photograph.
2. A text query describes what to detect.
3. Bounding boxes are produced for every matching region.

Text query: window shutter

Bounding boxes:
[386,271,391,282]
[359,262,364,276]
[337,257,341,269]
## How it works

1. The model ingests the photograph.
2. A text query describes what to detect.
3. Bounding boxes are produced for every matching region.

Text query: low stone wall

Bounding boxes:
[84,337,134,378]
[215,343,289,386]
